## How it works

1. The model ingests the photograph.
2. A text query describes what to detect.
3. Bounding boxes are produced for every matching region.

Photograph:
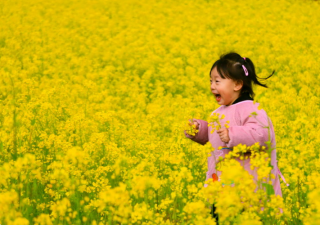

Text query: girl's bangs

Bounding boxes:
[216,61,232,79]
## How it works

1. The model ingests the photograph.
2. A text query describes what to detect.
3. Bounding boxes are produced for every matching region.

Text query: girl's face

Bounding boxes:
[210,67,243,106]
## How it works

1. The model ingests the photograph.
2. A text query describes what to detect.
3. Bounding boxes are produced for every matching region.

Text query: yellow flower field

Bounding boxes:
[0,0,320,224]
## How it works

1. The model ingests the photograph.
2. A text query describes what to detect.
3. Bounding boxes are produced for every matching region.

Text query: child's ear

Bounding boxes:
[234,80,243,92]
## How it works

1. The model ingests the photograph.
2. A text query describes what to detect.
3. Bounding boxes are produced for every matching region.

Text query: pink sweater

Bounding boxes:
[185,100,283,196]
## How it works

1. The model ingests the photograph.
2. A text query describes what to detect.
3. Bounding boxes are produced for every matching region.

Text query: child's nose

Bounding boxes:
[211,83,215,90]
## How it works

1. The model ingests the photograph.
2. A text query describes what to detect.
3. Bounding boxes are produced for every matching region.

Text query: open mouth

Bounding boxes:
[214,94,221,102]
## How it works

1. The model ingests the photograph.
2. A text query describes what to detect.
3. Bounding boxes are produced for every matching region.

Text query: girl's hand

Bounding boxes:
[185,119,199,136]
[189,119,199,130]
[217,128,230,143]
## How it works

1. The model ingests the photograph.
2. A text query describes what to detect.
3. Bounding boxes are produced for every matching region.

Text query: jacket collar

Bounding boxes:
[232,92,253,105]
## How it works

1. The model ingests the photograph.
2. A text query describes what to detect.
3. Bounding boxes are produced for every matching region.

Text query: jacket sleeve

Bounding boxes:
[184,119,209,145]
[226,110,270,148]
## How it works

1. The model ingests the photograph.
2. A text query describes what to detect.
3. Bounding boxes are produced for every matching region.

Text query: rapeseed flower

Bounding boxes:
[0,0,319,223]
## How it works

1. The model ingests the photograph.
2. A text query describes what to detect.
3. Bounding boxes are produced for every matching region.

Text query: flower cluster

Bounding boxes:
[208,113,230,133]
[185,121,199,136]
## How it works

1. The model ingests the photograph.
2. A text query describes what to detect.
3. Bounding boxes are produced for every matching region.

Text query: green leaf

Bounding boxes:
[262,183,275,196]
[268,162,274,170]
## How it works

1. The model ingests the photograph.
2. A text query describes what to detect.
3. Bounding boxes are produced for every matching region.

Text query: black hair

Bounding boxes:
[209,52,274,98]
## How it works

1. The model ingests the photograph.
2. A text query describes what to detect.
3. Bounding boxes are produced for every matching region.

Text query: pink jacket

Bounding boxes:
[185,100,285,196]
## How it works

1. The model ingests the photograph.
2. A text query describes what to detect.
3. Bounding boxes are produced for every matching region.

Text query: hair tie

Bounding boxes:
[242,65,249,76]
[243,57,246,61]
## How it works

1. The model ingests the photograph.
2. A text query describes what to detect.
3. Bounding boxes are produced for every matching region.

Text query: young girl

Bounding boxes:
[184,52,287,221]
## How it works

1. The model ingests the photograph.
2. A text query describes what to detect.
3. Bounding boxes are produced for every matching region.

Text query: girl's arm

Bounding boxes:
[184,119,209,145]
[226,110,271,148]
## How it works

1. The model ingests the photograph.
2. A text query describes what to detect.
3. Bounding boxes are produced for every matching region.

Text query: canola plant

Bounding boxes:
[0,0,320,224]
